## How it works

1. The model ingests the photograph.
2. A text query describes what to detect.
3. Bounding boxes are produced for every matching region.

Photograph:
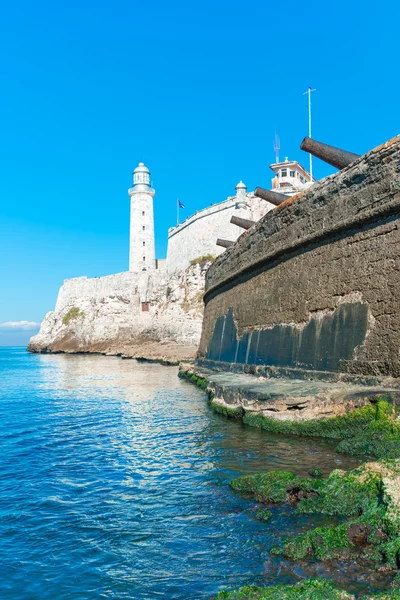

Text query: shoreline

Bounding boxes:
[26,341,197,366]
[178,366,400,599]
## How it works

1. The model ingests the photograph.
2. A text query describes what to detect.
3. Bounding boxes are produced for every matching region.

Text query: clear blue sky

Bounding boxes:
[1,0,398,345]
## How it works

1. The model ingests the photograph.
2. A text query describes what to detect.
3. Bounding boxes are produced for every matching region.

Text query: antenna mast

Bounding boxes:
[273,133,280,164]
[303,86,316,180]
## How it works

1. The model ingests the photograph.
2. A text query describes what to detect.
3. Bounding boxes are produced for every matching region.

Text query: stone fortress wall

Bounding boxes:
[166,191,273,273]
[55,272,141,313]
[198,137,400,378]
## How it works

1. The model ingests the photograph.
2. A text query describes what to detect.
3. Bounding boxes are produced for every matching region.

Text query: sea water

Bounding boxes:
[0,348,387,599]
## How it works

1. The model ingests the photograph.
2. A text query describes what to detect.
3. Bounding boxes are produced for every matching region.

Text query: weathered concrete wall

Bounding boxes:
[198,137,400,378]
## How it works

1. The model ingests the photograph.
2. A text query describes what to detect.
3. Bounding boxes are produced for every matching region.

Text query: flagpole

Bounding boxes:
[303,86,316,180]
[176,199,179,227]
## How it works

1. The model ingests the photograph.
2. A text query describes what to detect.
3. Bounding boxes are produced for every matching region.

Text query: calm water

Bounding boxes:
[0,348,386,599]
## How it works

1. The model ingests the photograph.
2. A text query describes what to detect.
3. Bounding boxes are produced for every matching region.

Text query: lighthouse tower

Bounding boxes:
[128,162,156,272]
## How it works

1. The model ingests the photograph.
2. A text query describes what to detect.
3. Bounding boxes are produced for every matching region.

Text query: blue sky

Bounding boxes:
[1,0,399,345]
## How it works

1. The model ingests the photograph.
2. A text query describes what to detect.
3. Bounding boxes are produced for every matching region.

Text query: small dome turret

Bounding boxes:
[236,180,246,191]
[235,180,247,209]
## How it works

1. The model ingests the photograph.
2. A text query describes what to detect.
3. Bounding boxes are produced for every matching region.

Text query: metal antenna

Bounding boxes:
[303,86,316,180]
[273,133,280,164]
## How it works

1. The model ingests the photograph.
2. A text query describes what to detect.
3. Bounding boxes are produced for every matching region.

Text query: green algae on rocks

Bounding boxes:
[178,370,208,390]
[230,460,400,568]
[215,578,355,599]
[215,577,400,599]
[209,399,243,418]
[255,508,272,521]
[180,369,400,460]
[243,399,400,460]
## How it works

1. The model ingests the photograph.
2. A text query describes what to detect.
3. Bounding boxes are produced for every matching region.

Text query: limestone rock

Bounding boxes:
[28,262,210,361]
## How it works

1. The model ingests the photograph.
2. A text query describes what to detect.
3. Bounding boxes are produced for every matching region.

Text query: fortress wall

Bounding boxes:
[198,137,400,378]
[166,194,273,272]
[55,272,144,312]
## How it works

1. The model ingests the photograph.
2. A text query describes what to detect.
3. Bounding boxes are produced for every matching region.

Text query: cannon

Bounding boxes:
[230,215,256,230]
[300,137,361,170]
[216,239,234,248]
[254,187,290,206]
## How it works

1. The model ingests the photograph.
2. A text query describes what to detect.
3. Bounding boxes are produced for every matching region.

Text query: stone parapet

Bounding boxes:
[204,137,400,301]
[198,136,400,377]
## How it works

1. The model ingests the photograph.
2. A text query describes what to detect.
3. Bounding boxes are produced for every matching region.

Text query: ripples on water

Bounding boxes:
[0,348,384,599]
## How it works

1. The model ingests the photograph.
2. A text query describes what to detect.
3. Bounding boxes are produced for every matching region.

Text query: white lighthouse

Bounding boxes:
[128,162,156,272]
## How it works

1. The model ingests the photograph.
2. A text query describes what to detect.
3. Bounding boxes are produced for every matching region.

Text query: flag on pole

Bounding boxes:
[176,199,185,226]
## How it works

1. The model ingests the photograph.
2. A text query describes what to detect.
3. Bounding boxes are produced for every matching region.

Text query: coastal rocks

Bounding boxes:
[215,578,355,599]
[223,461,400,597]
[180,363,400,434]
[215,578,400,599]
[179,366,400,459]
[28,261,210,361]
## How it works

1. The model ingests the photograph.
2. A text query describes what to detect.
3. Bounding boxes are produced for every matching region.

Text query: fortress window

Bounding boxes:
[142,211,145,216]
[143,241,145,246]
[290,170,295,177]
[143,256,146,261]
[142,226,145,231]
[281,169,287,177]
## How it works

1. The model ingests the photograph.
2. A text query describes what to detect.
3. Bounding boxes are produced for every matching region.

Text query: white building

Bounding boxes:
[128,162,156,272]
[166,183,275,272]
[270,157,314,194]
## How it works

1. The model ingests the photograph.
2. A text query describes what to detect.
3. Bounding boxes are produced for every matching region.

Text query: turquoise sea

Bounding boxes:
[0,347,386,599]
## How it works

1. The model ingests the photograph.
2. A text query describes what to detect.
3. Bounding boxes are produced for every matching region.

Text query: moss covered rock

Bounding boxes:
[309,467,323,478]
[231,461,400,567]
[230,471,301,504]
[243,400,400,460]
[215,578,355,599]
[255,508,272,521]
[209,400,244,418]
[215,577,400,599]
[178,370,208,390]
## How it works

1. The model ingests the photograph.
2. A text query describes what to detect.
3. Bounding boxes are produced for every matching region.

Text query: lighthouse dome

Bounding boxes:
[132,161,151,188]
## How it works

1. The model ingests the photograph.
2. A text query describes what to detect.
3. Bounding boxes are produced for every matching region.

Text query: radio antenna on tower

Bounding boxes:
[303,86,316,179]
[273,133,280,164]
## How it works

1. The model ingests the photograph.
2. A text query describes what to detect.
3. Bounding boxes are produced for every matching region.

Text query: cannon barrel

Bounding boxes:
[254,187,289,206]
[216,238,234,248]
[300,137,361,170]
[230,215,255,230]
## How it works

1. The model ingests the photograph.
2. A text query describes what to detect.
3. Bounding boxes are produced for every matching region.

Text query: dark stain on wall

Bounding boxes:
[206,303,369,372]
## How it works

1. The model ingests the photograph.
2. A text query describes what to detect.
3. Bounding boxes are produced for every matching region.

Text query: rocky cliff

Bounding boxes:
[28,261,211,362]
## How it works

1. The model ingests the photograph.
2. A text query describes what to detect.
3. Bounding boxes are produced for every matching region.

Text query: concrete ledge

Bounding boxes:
[195,358,399,387]
[183,363,400,422]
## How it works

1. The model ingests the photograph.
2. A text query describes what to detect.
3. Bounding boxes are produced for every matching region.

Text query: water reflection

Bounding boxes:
[0,349,385,599]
